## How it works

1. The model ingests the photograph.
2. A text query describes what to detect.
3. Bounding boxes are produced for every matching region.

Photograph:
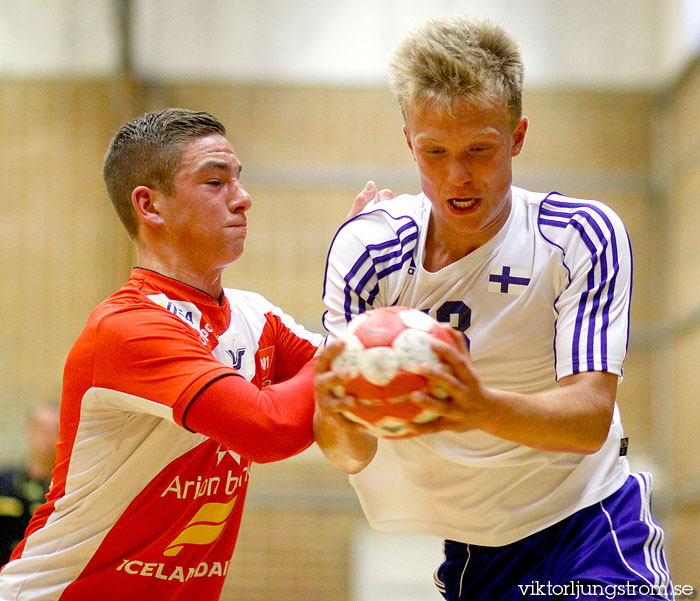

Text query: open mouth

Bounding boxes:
[449,198,478,209]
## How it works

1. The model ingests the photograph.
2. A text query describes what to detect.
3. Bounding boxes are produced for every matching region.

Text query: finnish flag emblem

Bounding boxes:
[488,265,531,295]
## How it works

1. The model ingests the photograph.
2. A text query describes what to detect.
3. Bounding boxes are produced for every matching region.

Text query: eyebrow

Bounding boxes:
[197,160,242,175]
[415,127,501,142]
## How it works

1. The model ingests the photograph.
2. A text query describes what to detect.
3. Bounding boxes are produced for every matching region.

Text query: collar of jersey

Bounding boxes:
[130,267,232,335]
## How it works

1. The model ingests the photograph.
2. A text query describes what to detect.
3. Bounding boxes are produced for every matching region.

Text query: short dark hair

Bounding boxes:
[102,108,226,238]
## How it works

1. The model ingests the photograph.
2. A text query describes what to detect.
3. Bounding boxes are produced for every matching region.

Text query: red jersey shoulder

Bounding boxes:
[63,285,234,426]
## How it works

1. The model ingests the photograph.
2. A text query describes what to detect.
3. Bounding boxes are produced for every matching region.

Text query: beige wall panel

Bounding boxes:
[663,59,700,318]
[603,191,657,326]
[667,506,700,591]
[664,62,700,167]
[222,186,357,329]
[615,348,654,457]
[226,452,360,601]
[665,163,700,317]
[145,83,412,171]
[519,90,653,176]
[656,59,700,592]
[246,451,356,493]
[0,79,132,459]
[222,507,360,601]
[671,329,700,480]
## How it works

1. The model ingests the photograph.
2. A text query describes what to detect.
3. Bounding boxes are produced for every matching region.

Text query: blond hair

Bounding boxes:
[389,15,524,126]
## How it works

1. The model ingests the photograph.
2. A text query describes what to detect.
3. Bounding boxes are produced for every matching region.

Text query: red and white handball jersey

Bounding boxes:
[0,269,321,601]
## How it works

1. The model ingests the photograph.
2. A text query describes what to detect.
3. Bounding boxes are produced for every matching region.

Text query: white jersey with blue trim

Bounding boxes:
[322,187,632,546]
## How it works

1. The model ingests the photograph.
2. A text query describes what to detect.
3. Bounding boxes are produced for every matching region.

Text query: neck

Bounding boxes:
[424,216,494,272]
[423,236,478,272]
[136,248,224,300]
[423,195,512,272]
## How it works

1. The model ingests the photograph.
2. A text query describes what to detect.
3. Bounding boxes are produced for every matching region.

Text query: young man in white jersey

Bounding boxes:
[0,108,384,601]
[314,16,674,601]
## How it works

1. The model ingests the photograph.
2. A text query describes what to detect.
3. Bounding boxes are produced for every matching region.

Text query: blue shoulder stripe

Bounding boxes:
[333,211,419,324]
[538,194,625,374]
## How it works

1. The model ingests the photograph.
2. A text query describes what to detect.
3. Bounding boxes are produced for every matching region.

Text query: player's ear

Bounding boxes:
[511,116,528,157]
[132,186,163,226]
[132,186,165,228]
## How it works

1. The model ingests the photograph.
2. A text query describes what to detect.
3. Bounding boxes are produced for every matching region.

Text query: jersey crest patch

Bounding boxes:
[225,348,246,370]
[488,265,531,295]
[257,346,274,387]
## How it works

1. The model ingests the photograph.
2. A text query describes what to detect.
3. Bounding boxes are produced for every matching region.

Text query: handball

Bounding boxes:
[330,306,455,438]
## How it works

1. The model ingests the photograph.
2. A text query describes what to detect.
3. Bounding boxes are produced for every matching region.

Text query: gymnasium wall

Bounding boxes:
[0,74,697,596]
[655,56,700,585]
[0,80,133,448]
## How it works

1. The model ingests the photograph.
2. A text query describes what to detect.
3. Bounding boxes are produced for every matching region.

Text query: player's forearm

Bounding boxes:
[313,409,377,474]
[427,340,618,454]
[185,360,316,463]
[477,372,617,454]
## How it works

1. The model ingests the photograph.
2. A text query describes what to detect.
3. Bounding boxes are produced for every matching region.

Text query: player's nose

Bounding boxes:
[446,158,472,186]
[229,181,252,212]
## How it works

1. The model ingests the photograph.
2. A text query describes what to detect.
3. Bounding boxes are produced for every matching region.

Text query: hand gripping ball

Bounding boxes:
[331,306,455,438]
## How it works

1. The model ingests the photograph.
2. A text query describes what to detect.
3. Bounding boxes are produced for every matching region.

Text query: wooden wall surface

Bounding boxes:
[656,58,700,584]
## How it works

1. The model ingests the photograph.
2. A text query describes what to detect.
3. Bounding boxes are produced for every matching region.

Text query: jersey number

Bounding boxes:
[426,301,471,349]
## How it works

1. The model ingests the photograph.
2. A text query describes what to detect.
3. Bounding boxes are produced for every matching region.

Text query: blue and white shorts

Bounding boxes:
[434,473,673,600]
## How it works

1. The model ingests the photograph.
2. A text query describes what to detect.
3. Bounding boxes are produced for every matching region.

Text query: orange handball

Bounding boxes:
[331,306,455,438]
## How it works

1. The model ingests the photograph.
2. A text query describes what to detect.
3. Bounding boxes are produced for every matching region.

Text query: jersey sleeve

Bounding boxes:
[538,195,633,378]
[322,205,420,338]
[183,359,316,463]
[91,306,234,425]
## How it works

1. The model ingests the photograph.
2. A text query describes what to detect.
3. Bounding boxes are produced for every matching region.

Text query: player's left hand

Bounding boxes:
[346,180,393,219]
[315,339,378,433]
[314,339,379,472]
[414,329,492,433]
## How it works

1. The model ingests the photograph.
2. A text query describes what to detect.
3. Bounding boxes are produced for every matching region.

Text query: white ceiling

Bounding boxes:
[0,0,698,88]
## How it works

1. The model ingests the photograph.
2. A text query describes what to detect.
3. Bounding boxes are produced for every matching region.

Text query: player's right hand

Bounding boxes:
[346,180,393,219]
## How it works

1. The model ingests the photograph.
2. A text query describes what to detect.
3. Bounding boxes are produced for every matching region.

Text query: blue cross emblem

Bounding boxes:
[488,265,531,295]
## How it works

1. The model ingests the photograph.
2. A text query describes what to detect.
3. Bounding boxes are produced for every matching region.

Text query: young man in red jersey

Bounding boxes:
[0,108,387,601]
